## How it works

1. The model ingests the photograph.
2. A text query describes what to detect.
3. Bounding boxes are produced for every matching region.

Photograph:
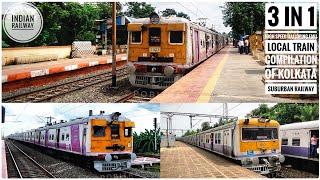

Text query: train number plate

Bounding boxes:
[149,47,161,53]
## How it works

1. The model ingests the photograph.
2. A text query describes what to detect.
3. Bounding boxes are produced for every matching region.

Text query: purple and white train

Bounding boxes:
[280,120,319,161]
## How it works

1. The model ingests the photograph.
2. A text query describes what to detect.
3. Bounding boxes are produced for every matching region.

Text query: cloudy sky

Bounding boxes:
[148,1,231,33]
[160,103,277,137]
[1,103,159,137]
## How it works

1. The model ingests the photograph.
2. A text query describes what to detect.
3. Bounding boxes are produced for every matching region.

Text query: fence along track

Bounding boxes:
[6,141,56,178]
[3,68,127,103]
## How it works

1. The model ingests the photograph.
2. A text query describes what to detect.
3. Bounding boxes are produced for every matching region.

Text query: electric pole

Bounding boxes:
[111,2,117,87]
[154,118,157,153]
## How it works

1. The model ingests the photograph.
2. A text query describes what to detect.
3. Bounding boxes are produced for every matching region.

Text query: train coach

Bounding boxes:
[178,118,285,175]
[280,120,319,161]
[127,12,228,89]
[8,111,136,172]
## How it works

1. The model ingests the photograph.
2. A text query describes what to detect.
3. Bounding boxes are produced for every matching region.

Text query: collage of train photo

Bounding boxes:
[0,0,319,179]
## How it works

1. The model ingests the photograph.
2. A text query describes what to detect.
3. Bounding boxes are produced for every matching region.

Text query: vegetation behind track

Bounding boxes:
[133,128,160,154]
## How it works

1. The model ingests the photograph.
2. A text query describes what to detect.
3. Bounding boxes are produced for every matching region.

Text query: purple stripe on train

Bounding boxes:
[281,145,309,158]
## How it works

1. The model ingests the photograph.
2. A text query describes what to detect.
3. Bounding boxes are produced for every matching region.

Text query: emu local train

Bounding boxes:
[179,118,285,175]
[280,120,319,160]
[127,12,229,89]
[8,111,136,172]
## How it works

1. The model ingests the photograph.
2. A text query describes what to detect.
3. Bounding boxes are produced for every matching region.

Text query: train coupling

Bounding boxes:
[93,153,136,172]
[241,155,285,175]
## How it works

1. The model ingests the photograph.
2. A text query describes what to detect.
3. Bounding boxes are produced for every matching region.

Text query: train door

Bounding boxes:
[56,129,60,148]
[82,128,87,155]
[38,131,41,144]
[223,129,230,156]
[45,130,48,146]
[309,130,319,158]
[194,30,199,63]
[211,133,214,151]
[205,34,209,57]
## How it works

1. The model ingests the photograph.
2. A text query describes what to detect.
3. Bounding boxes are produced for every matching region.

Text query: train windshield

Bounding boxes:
[93,126,106,137]
[149,28,161,46]
[242,128,278,141]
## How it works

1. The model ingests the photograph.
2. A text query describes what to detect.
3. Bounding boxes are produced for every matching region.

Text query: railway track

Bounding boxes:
[3,68,128,103]
[6,141,56,178]
[116,88,161,103]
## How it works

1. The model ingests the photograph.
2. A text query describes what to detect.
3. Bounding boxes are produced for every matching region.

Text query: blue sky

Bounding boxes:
[1,103,159,137]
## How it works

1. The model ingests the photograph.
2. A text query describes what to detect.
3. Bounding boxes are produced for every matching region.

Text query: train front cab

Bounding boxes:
[89,116,136,172]
[127,14,190,89]
[235,118,284,175]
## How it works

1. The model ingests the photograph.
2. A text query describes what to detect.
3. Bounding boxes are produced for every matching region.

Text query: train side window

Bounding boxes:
[131,31,142,44]
[169,31,183,44]
[292,138,300,146]
[66,134,70,141]
[61,133,65,141]
[149,28,161,46]
[124,127,132,137]
[111,124,120,139]
[93,126,105,137]
[281,138,288,145]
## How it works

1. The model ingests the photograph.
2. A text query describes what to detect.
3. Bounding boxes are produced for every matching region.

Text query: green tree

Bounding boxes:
[125,2,155,18]
[201,121,211,131]
[248,103,319,125]
[176,12,190,20]
[161,8,177,16]
[221,2,265,39]
[133,128,160,154]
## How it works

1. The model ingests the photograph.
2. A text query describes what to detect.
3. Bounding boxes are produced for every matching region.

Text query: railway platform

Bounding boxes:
[2,140,8,178]
[2,54,127,84]
[160,141,263,178]
[151,47,317,103]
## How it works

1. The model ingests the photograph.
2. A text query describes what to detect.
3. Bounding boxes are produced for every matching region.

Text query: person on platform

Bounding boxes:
[244,38,249,54]
[238,39,244,54]
[311,135,318,158]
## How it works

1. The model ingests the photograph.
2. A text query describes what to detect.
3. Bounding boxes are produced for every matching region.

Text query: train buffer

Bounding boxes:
[151,46,317,103]
[2,54,127,84]
[132,157,160,169]
[160,141,263,178]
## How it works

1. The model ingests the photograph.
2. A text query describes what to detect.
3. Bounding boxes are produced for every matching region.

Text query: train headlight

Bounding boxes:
[127,63,136,74]
[164,66,174,77]
[278,155,285,163]
[169,53,174,57]
[105,154,112,162]
[131,153,137,160]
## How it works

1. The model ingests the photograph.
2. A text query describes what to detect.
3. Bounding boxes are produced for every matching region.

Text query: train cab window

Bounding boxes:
[111,124,120,139]
[292,138,300,146]
[149,28,161,46]
[131,31,142,44]
[93,126,106,137]
[124,127,132,137]
[242,128,278,141]
[66,134,70,141]
[169,31,183,44]
[282,138,288,145]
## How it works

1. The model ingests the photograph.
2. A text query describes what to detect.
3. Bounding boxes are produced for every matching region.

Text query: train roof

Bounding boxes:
[12,112,131,134]
[130,16,220,35]
[280,120,319,130]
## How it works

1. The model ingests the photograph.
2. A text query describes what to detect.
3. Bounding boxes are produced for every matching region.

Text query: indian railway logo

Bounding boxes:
[2,3,43,43]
